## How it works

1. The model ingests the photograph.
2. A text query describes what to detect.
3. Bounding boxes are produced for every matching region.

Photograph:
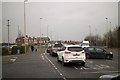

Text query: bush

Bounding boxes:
[2,47,9,56]
[11,45,29,54]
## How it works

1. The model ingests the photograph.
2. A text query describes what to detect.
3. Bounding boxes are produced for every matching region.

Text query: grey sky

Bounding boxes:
[2,2,118,43]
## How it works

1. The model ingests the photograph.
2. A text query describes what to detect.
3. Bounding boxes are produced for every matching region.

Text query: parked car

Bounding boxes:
[84,47,113,59]
[50,43,63,56]
[57,45,86,66]
[46,46,52,53]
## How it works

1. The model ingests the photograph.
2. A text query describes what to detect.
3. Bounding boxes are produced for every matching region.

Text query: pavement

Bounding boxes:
[2,48,31,64]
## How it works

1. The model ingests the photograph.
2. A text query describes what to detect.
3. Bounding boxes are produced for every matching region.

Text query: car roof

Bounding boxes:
[65,45,81,47]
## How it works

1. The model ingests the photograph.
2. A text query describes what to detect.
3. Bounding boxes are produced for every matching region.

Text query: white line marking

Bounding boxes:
[96,65,104,69]
[80,71,119,74]
[74,66,78,70]
[43,53,66,80]
[10,59,16,62]
[41,54,45,60]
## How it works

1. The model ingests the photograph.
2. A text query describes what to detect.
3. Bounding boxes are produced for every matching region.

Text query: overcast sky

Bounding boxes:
[2,1,118,43]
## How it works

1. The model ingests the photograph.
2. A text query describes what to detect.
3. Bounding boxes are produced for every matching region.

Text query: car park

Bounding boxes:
[84,47,113,59]
[50,43,63,56]
[57,45,86,66]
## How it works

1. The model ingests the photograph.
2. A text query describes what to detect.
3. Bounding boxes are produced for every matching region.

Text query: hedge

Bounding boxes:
[11,45,29,54]
[2,47,11,56]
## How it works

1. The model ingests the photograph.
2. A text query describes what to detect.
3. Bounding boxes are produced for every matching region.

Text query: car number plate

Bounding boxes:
[73,54,80,56]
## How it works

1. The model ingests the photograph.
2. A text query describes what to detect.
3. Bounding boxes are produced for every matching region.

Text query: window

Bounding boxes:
[88,47,94,51]
[54,44,63,47]
[68,47,83,52]
[96,48,103,52]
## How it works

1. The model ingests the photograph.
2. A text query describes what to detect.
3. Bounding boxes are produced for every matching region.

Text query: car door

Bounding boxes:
[95,48,105,58]
[87,47,97,58]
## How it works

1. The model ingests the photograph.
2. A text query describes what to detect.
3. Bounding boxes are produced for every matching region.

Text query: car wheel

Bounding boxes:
[106,55,112,60]
[57,57,60,62]
[62,58,66,66]
[81,62,85,67]
[86,54,90,59]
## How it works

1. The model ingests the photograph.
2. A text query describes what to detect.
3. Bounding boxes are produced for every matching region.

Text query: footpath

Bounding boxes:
[2,47,46,64]
[2,48,32,64]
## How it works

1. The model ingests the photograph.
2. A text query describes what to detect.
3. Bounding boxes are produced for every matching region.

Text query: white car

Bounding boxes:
[57,45,86,66]
[81,41,90,48]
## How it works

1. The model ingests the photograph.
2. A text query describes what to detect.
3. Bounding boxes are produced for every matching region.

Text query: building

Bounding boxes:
[16,36,50,45]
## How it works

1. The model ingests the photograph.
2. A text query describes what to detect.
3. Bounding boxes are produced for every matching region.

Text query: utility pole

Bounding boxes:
[7,20,10,54]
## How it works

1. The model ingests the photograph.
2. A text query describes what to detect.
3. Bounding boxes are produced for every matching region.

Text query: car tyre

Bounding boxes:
[106,55,112,60]
[86,54,90,59]
[62,58,66,66]
[57,57,60,62]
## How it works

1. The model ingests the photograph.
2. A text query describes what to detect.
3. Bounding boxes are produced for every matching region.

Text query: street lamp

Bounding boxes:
[24,0,28,53]
[40,18,43,48]
[105,18,108,48]
[89,25,91,45]
[7,20,10,54]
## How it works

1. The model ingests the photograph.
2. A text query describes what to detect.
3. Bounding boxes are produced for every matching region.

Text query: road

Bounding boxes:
[2,48,120,80]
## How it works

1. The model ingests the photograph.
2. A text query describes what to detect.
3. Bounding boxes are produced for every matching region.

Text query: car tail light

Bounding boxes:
[81,51,86,54]
[65,51,71,54]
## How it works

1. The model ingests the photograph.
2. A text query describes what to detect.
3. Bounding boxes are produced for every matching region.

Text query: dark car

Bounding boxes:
[46,46,52,53]
[84,47,113,59]
[50,43,63,56]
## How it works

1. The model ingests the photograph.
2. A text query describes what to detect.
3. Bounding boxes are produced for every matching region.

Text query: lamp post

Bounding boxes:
[40,18,43,48]
[89,25,91,45]
[7,20,10,54]
[24,0,28,53]
[105,18,108,48]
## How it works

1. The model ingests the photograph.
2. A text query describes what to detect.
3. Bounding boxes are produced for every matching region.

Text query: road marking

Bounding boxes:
[80,71,119,74]
[41,54,45,60]
[86,60,93,63]
[74,66,78,70]
[43,53,67,80]
[10,59,16,62]
[96,65,104,69]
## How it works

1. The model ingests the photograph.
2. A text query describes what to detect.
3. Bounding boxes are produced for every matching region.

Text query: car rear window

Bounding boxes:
[54,44,63,47]
[68,47,83,52]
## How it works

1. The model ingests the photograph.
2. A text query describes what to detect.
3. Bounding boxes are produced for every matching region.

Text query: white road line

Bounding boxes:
[10,59,16,62]
[80,71,119,74]
[43,53,67,80]
[74,66,78,70]
[96,65,104,69]
[41,54,45,60]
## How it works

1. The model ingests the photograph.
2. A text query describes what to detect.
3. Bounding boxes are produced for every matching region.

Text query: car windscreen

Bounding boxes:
[82,43,89,46]
[54,44,63,47]
[68,47,83,52]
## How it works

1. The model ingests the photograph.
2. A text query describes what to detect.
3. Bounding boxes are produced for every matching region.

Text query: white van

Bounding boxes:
[81,41,90,48]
